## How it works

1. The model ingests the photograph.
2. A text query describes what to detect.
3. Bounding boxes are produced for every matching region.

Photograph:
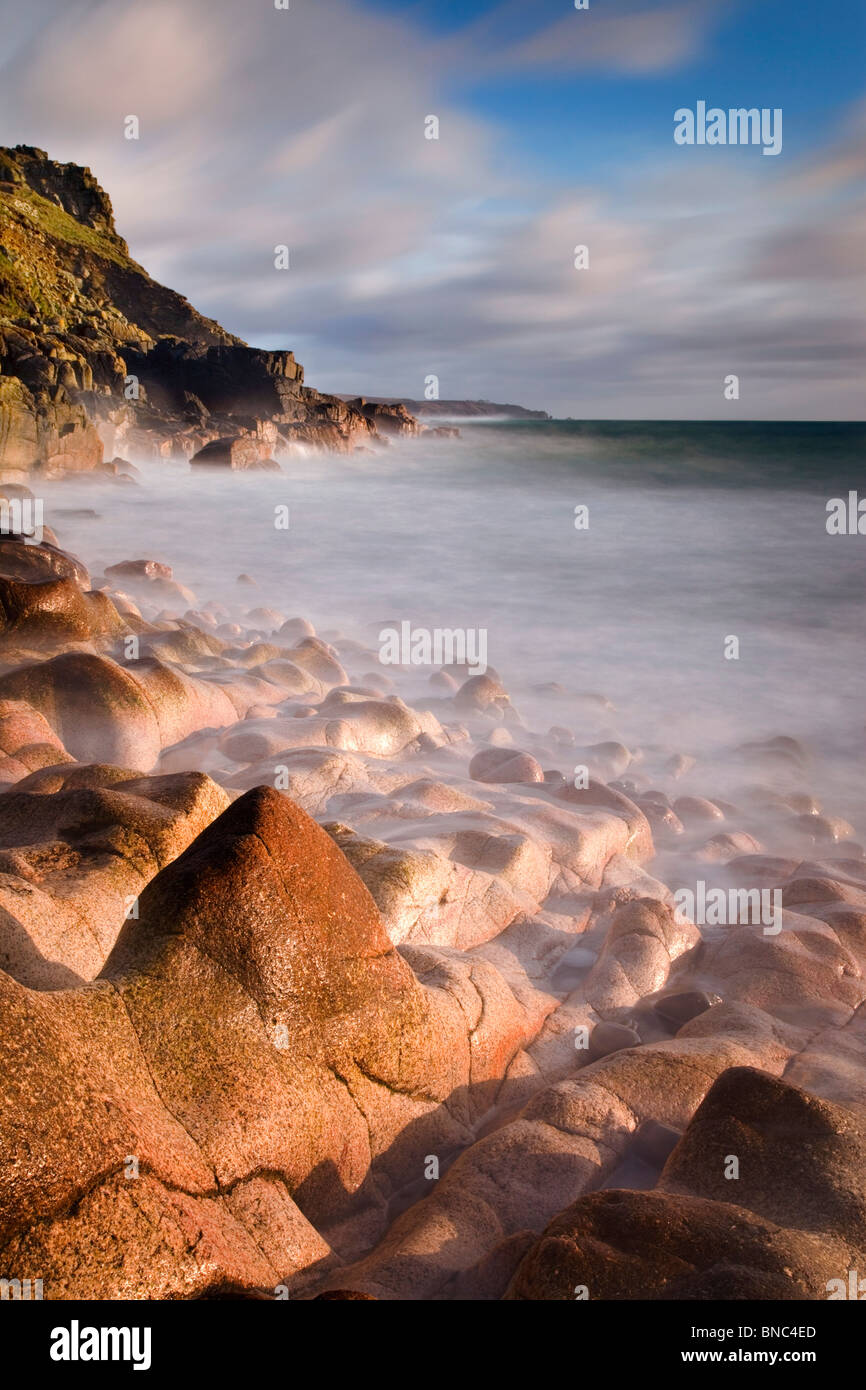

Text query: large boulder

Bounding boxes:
[0,652,163,769]
[504,1188,843,1300]
[0,788,537,1296]
[0,573,124,648]
[0,534,90,586]
[190,436,280,470]
[505,1067,866,1300]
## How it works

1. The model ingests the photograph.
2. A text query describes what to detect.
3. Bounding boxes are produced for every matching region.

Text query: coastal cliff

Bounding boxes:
[0,145,417,479]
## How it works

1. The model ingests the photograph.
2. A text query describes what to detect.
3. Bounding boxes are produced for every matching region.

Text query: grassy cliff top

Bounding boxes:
[0,145,239,349]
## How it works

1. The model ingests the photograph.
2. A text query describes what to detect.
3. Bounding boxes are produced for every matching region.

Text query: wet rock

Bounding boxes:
[633,1119,681,1168]
[653,989,720,1029]
[430,669,458,693]
[585,899,700,1020]
[0,534,89,586]
[699,830,763,861]
[278,617,315,641]
[469,747,544,785]
[575,742,631,778]
[737,735,808,770]
[191,436,281,470]
[454,674,509,714]
[665,753,695,779]
[588,1021,641,1060]
[794,813,855,844]
[638,798,684,839]
[673,795,725,825]
[244,607,285,632]
[105,559,172,583]
[0,652,162,769]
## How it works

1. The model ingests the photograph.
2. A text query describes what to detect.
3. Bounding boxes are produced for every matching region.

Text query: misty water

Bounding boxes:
[43,419,866,823]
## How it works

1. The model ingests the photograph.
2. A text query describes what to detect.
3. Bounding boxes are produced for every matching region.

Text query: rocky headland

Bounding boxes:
[336,396,551,421]
[0,145,420,481]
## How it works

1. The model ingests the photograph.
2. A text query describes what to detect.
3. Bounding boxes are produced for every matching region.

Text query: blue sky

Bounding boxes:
[384,0,866,178]
[1,0,864,416]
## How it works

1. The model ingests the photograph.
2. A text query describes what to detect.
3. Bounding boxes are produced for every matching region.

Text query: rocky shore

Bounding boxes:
[0,486,863,1301]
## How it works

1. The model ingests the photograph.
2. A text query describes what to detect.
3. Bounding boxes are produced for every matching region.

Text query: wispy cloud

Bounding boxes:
[0,0,862,417]
[484,0,724,76]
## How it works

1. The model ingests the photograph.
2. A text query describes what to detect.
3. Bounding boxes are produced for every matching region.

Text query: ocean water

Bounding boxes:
[42,419,866,816]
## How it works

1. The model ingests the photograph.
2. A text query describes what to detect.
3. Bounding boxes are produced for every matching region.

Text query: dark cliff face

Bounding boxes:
[0,145,120,239]
[0,145,416,477]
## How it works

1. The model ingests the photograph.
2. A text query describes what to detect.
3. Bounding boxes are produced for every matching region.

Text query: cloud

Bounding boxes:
[0,0,862,417]
[487,0,723,77]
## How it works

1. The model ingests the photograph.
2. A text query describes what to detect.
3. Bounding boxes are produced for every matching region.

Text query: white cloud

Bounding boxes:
[489,0,722,77]
[0,0,862,417]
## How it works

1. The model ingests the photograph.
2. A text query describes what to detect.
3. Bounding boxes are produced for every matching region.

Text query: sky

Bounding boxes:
[0,0,864,417]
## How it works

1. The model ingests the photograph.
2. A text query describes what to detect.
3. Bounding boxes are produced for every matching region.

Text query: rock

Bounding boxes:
[350,399,419,437]
[737,735,808,770]
[0,652,162,770]
[699,830,763,860]
[504,1188,844,1300]
[654,990,720,1029]
[430,670,458,693]
[665,753,696,779]
[0,650,282,773]
[0,376,39,474]
[588,1021,641,1060]
[314,1290,377,1300]
[794,813,855,844]
[0,768,230,987]
[319,988,798,1299]
[658,1067,866,1247]
[469,747,544,785]
[673,795,725,825]
[633,1120,681,1168]
[0,534,89,586]
[244,607,285,631]
[701,922,863,1024]
[455,674,508,713]
[575,742,631,778]
[0,787,538,1295]
[638,798,684,839]
[0,697,69,783]
[0,573,124,649]
[278,617,315,642]
[0,145,416,469]
[585,899,700,1020]
[191,437,281,471]
[105,559,172,582]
